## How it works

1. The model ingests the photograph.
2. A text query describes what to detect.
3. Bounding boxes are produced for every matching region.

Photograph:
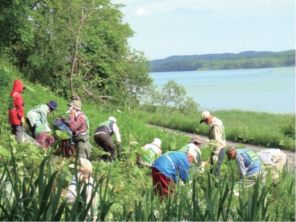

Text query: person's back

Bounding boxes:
[27,104,49,126]
[209,117,226,148]
[236,149,262,177]
[258,149,286,166]
[139,138,162,166]
[8,80,25,126]
[153,151,190,183]
[258,148,286,180]
[94,117,121,161]
[95,120,114,136]
[8,80,25,142]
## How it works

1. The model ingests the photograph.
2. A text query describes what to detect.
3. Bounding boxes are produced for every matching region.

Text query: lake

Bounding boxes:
[150,67,295,114]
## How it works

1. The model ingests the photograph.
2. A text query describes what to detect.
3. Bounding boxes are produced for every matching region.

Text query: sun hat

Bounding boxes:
[109,116,116,122]
[152,138,161,148]
[69,100,81,111]
[190,136,203,145]
[187,148,198,163]
[70,158,93,174]
[200,110,211,123]
[79,158,93,174]
[47,100,57,110]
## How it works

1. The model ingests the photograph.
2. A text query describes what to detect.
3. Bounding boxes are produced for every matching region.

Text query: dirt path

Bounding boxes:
[148,124,296,171]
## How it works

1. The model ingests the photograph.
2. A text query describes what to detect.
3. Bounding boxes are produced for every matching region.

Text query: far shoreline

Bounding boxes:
[149,65,295,74]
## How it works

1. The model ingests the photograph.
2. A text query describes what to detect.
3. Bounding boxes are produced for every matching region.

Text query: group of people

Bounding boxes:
[8,80,121,161]
[8,79,287,200]
[146,111,287,197]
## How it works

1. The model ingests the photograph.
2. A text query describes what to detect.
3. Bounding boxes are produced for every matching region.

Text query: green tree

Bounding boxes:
[160,80,186,110]
[0,0,151,104]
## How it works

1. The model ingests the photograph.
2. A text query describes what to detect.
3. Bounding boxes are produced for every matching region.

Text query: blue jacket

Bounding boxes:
[152,151,190,183]
[236,149,262,177]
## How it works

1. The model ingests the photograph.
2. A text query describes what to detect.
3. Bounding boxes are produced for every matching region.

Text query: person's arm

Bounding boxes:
[236,156,246,178]
[112,123,121,143]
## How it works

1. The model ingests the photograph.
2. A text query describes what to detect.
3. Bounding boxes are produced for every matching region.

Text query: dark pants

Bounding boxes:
[210,148,226,176]
[151,167,174,197]
[73,134,91,159]
[94,133,115,161]
[25,118,36,138]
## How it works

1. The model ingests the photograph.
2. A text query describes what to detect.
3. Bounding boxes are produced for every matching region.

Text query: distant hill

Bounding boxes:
[150,50,295,72]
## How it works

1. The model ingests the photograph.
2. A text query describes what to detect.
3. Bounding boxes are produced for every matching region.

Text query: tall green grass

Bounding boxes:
[1,144,294,221]
[130,108,295,150]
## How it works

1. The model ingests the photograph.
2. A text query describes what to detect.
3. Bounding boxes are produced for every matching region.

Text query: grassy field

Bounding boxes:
[130,107,295,151]
[0,59,295,221]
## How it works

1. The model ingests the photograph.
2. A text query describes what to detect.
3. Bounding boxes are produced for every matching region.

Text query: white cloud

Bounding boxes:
[135,7,150,16]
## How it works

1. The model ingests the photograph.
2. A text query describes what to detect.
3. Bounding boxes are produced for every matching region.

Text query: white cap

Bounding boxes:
[152,138,161,148]
[201,111,210,120]
[109,116,116,122]
[187,149,198,163]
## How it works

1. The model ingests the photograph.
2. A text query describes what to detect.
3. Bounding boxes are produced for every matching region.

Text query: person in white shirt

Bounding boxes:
[94,116,121,161]
[258,148,287,180]
[200,111,226,176]
[138,138,162,167]
[66,158,96,218]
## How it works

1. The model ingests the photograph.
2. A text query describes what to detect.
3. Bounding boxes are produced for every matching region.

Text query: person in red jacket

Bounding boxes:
[8,80,25,142]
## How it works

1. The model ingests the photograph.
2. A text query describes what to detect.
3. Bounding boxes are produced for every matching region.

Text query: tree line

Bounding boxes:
[150,50,295,72]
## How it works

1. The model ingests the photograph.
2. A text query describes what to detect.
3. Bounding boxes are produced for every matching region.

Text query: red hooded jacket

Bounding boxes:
[8,80,25,126]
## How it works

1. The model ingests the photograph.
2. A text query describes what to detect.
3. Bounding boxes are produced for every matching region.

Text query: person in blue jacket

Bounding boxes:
[151,149,198,197]
[226,146,262,179]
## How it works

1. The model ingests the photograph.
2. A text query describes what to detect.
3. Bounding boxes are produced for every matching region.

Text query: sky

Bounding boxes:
[112,0,295,60]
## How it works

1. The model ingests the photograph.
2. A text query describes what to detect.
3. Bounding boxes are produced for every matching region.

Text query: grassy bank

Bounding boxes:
[0,59,295,220]
[130,108,295,151]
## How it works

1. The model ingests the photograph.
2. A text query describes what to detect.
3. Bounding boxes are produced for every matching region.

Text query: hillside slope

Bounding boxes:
[0,59,189,154]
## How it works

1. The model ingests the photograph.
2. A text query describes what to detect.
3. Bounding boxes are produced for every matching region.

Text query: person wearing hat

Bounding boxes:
[226,146,263,179]
[26,100,57,138]
[94,116,121,161]
[137,138,162,167]
[200,111,226,176]
[66,100,92,159]
[151,150,198,197]
[179,136,203,166]
[66,158,96,215]
[8,80,26,142]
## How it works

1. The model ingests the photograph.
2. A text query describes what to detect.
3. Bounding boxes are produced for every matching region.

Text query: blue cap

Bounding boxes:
[47,100,57,110]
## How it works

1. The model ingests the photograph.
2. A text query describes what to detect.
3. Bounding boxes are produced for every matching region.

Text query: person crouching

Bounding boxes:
[151,149,198,197]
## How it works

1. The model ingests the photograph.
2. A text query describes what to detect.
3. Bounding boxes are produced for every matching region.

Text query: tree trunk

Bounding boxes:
[70,6,85,94]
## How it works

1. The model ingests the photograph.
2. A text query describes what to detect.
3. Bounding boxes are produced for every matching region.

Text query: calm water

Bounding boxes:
[150,67,295,114]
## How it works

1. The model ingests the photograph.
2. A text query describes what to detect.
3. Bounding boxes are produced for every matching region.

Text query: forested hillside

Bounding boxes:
[0,0,151,103]
[150,50,295,72]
